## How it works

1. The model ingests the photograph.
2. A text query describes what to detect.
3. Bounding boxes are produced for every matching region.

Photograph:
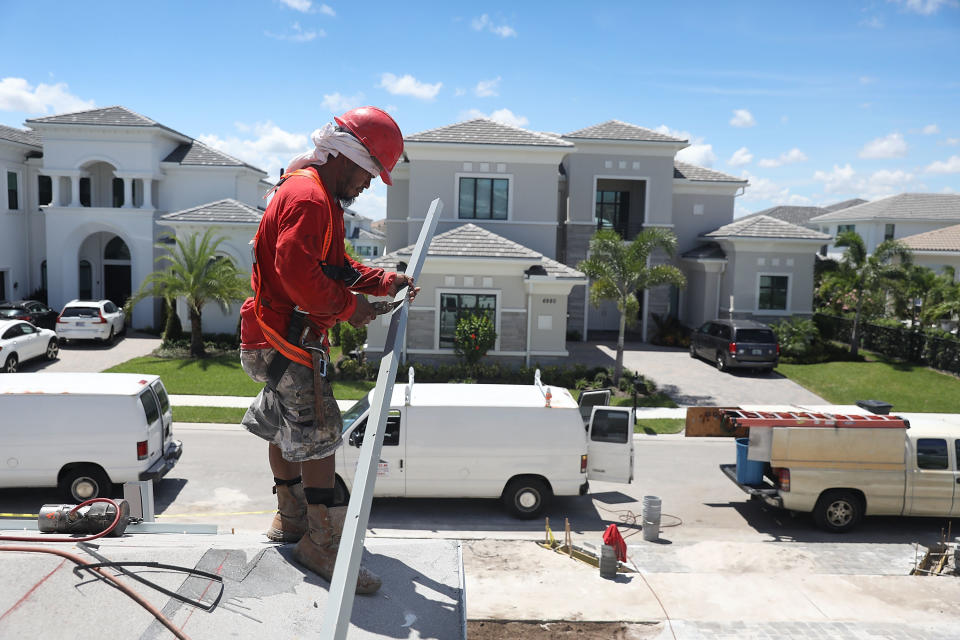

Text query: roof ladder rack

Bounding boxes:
[720,409,910,430]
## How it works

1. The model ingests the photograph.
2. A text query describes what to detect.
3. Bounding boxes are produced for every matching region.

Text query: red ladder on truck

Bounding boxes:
[720,409,910,431]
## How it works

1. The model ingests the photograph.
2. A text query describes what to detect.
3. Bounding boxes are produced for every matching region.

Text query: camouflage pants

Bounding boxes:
[240,348,343,462]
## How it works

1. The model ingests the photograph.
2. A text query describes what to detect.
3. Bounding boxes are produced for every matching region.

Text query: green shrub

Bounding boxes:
[650,313,691,348]
[328,322,342,347]
[339,323,367,360]
[771,317,824,363]
[337,357,360,378]
[454,313,497,366]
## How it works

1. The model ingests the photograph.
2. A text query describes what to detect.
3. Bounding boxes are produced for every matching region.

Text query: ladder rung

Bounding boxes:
[720,409,909,430]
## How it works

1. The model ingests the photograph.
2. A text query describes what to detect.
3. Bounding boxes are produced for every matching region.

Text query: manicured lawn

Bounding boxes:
[105,353,373,400]
[776,357,960,413]
[173,406,247,424]
[635,418,685,434]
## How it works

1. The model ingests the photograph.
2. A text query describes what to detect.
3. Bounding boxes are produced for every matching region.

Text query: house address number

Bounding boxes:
[542,297,557,304]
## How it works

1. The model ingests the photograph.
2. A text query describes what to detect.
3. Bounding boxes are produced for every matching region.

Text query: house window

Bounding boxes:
[356,245,373,257]
[596,190,629,236]
[439,292,496,348]
[7,171,19,209]
[104,236,130,260]
[758,275,788,310]
[38,175,52,206]
[112,178,124,208]
[837,224,855,235]
[458,177,508,220]
[79,260,92,299]
[884,224,895,241]
[80,178,91,206]
[41,260,47,292]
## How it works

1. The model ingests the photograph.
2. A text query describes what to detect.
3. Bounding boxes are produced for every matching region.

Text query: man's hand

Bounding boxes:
[389,274,420,303]
[347,294,377,327]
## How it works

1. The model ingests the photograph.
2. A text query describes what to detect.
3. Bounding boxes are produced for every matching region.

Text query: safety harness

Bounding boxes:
[253,167,355,388]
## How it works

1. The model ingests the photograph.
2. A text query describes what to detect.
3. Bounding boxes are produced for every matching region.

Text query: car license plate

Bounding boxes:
[76,322,85,327]
[752,348,763,355]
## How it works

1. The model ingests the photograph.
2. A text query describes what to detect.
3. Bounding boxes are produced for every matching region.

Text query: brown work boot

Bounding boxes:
[292,504,382,595]
[266,482,307,543]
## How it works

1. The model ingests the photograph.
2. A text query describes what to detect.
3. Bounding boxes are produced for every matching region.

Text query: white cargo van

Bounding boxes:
[721,406,960,532]
[0,373,182,501]
[334,374,634,518]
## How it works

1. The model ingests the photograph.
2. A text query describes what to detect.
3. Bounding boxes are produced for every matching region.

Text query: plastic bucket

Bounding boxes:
[735,438,764,485]
[642,495,661,541]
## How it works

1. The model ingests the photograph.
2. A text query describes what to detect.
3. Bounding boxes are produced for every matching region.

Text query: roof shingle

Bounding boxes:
[26,105,162,128]
[162,140,262,171]
[405,119,573,147]
[900,222,960,252]
[159,198,263,224]
[674,161,746,183]
[809,193,960,223]
[0,124,41,148]
[705,215,832,240]
[564,120,686,143]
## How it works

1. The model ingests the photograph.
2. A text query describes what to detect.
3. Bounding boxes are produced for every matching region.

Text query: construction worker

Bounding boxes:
[238,106,415,594]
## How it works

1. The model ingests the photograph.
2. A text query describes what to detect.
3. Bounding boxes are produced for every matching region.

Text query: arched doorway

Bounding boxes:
[103,236,131,307]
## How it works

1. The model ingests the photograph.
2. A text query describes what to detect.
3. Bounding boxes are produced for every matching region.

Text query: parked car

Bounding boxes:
[56,299,126,343]
[0,319,59,372]
[689,318,779,373]
[0,300,59,331]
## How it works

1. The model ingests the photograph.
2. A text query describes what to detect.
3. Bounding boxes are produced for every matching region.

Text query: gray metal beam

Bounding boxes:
[320,198,443,640]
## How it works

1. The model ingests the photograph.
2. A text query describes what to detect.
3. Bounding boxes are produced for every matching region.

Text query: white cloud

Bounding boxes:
[922,124,940,135]
[859,76,876,85]
[278,0,312,11]
[0,77,94,114]
[320,92,365,113]
[813,163,919,198]
[758,147,808,168]
[265,22,321,42]
[454,88,467,97]
[474,77,501,98]
[786,193,812,205]
[728,147,753,166]
[780,115,789,124]
[858,132,908,158]
[677,144,716,167]
[472,14,517,38]
[729,109,756,128]
[739,171,790,202]
[891,0,955,15]
[349,181,388,220]
[461,108,528,128]
[654,124,692,141]
[319,4,335,16]
[198,121,309,179]
[945,137,960,146]
[925,155,960,173]
[378,73,442,100]
[860,15,884,28]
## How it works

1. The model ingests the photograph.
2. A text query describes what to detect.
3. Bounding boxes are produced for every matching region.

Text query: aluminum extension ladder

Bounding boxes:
[720,409,910,431]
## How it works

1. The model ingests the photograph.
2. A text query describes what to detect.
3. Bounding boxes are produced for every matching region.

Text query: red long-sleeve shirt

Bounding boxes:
[239,167,396,350]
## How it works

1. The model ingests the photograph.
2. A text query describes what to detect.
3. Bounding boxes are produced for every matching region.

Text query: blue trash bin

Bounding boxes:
[735,437,765,485]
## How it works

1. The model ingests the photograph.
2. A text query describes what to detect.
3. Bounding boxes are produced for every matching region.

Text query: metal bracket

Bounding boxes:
[319,198,442,640]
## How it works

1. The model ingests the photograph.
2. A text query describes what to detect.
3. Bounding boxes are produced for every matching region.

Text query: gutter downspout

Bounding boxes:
[525,281,532,367]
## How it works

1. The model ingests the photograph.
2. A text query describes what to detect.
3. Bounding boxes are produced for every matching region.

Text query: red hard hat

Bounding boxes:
[334,106,403,186]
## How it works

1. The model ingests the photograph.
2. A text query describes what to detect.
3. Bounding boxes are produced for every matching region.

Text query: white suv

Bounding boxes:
[57,300,126,343]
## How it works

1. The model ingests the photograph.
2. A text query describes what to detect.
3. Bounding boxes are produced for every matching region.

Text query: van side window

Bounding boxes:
[151,382,170,413]
[917,438,948,470]
[591,409,629,444]
[350,411,401,447]
[140,390,161,424]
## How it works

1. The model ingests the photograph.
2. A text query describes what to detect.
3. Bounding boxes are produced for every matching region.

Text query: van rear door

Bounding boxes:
[586,406,634,483]
[578,389,611,425]
[150,380,173,442]
[137,389,165,465]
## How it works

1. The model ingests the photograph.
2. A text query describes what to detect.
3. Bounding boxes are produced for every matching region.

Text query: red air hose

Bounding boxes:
[0,497,122,543]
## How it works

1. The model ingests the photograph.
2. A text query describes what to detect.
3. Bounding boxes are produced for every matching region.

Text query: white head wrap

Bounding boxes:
[285,122,381,177]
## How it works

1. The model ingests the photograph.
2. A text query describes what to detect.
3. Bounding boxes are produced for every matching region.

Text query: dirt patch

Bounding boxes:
[467,621,661,639]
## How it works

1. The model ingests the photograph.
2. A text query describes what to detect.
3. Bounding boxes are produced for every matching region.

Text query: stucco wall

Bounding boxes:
[671,191,737,252]
[718,242,818,319]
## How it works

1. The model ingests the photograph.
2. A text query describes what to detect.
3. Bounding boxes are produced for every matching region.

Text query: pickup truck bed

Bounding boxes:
[719,463,782,508]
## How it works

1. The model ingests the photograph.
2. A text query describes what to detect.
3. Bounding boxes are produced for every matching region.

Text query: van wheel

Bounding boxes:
[59,465,111,502]
[105,327,115,344]
[689,343,697,358]
[813,490,863,533]
[716,352,728,372]
[502,478,551,519]
[45,339,60,360]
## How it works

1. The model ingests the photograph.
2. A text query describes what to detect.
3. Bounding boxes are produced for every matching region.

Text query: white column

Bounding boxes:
[123,177,133,208]
[50,175,61,206]
[70,175,81,207]
[141,178,153,209]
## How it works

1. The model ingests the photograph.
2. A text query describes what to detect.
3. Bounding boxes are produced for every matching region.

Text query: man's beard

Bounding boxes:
[338,196,356,209]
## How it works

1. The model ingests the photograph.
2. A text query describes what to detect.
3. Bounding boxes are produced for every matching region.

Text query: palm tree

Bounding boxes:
[578,228,686,384]
[128,230,250,357]
[926,267,960,329]
[827,231,912,356]
[892,264,940,330]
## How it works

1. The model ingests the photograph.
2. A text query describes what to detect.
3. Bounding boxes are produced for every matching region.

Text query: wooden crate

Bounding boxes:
[684,406,745,437]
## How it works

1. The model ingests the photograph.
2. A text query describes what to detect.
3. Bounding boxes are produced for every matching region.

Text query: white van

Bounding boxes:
[334,374,634,518]
[0,373,182,501]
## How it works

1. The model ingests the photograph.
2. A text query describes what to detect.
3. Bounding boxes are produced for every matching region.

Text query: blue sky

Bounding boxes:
[2,0,958,220]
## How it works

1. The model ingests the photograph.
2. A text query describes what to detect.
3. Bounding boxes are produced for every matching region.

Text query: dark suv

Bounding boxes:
[690,319,779,373]
[0,300,58,331]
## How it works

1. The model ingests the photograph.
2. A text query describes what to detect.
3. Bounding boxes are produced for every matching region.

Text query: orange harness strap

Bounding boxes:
[252,169,337,370]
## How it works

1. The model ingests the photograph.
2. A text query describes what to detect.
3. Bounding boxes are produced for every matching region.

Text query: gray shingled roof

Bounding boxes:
[25,105,186,136]
[159,198,263,224]
[810,193,960,223]
[405,119,573,147]
[371,223,585,279]
[0,124,41,148]
[704,215,832,240]
[900,223,960,252]
[674,161,746,183]
[163,140,264,172]
[740,205,826,226]
[564,120,686,143]
[822,198,867,212]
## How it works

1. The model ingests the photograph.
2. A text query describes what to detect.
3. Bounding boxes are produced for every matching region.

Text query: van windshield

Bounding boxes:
[341,395,370,433]
[736,329,775,343]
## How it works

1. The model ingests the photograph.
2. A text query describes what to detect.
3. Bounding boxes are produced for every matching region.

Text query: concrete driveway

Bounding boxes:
[17,330,161,373]
[566,340,826,406]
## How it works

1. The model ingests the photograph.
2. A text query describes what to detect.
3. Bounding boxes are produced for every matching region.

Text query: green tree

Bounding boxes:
[128,230,250,357]
[891,264,940,330]
[823,230,912,356]
[454,312,497,367]
[926,267,960,328]
[578,228,686,384]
